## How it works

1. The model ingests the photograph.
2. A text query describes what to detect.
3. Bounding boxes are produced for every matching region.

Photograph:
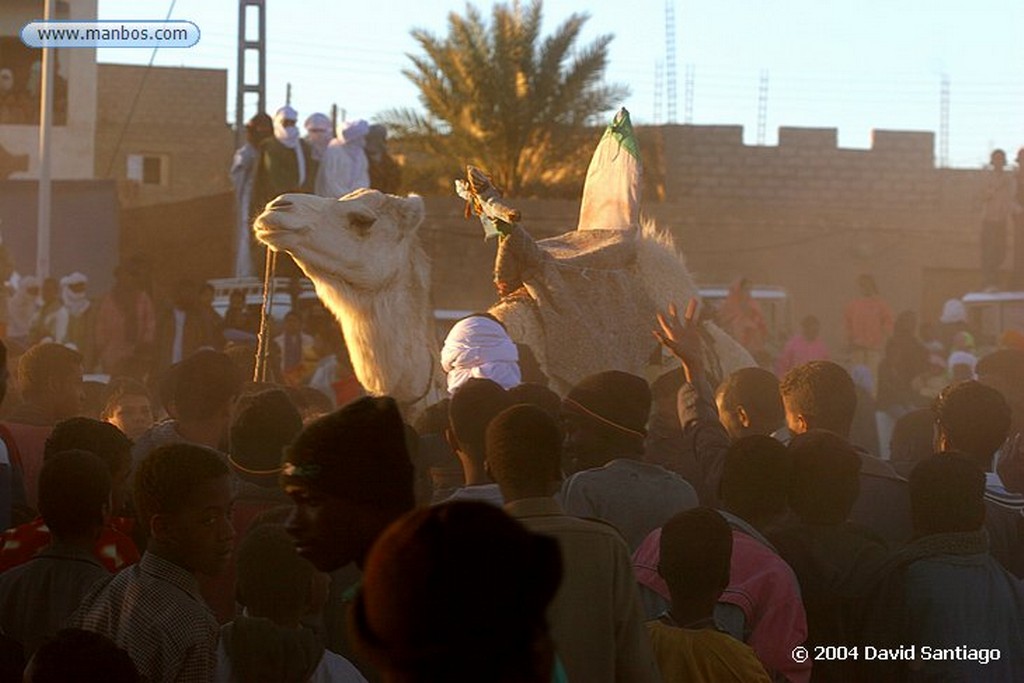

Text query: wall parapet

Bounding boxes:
[657,124,940,208]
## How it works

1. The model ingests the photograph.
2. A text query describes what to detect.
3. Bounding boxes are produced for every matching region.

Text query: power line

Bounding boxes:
[103,0,178,178]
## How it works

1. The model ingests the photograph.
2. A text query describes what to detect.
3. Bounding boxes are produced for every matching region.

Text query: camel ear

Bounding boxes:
[397,194,426,232]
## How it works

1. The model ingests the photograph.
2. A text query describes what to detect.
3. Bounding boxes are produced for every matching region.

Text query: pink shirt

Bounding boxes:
[775,335,830,377]
[634,526,810,683]
[844,297,894,351]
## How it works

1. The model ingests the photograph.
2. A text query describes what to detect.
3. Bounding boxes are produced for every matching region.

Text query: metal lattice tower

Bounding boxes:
[757,69,769,145]
[683,63,695,123]
[939,74,950,168]
[654,61,664,124]
[235,0,267,146]
[665,1,677,123]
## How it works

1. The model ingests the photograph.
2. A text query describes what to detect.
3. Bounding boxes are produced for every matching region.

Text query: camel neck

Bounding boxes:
[317,268,437,407]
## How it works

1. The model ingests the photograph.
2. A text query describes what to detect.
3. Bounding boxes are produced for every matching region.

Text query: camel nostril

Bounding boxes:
[268,197,293,210]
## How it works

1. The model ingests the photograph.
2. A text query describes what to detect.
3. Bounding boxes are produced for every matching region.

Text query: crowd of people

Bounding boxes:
[0,100,1021,680]
[712,271,1013,463]
[230,106,401,278]
[0,255,363,417]
[0,265,1021,682]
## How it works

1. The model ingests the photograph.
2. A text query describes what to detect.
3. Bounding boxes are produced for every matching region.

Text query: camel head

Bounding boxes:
[254,189,426,290]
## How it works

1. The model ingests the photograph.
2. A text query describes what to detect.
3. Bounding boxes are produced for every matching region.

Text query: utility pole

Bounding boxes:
[756,69,769,145]
[235,0,267,145]
[665,1,677,123]
[654,61,663,124]
[939,74,950,168]
[37,0,55,279]
[683,63,695,124]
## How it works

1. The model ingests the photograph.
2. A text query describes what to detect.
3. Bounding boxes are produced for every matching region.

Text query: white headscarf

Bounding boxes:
[273,106,300,147]
[9,275,41,338]
[316,119,371,198]
[304,112,333,161]
[341,119,370,148]
[940,298,967,325]
[273,105,306,185]
[441,315,521,394]
[60,271,90,316]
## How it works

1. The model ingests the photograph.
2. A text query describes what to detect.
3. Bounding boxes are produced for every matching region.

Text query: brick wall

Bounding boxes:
[94,64,233,207]
[663,124,938,208]
[417,190,986,356]
[418,125,999,355]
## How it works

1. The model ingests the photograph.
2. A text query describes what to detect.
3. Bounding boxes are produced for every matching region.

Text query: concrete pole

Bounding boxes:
[36,0,56,279]
[234,0,245,147]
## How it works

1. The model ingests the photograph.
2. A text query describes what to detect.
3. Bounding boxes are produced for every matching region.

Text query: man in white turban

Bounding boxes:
[253,105,318,210]
[252,106,319,276]
[61,271,97,368]
[315,118,371,199]
[230,112,273,277]
[7,275,40,344]
[441,314,521,394]
[303,112,333,162]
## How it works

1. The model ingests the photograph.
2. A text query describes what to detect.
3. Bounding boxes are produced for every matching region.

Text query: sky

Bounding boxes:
[95,0,1024,169]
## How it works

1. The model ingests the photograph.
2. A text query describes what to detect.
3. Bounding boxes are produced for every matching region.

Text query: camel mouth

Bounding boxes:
[253,213,310,241]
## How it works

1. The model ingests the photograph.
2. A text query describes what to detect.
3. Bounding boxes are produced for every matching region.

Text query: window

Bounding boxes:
[126,153,169,186]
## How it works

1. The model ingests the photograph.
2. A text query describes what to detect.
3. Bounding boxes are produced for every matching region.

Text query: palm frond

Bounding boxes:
[390,0,626,195]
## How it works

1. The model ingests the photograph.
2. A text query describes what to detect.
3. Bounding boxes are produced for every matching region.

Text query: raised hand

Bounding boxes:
[653,298,704,383]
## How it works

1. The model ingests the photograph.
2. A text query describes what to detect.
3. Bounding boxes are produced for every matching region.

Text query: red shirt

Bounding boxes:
[0,516,140,574]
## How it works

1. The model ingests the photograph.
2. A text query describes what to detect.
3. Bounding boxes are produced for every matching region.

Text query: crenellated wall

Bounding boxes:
[419,125,1003,355]
[662,124,938,208]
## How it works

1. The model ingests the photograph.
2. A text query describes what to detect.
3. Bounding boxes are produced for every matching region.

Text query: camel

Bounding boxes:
[254,189,442,415]
[254,188,755,419]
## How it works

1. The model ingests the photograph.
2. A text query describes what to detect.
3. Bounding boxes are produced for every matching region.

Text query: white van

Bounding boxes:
[961,290,1024,351]
[208,276,318,322]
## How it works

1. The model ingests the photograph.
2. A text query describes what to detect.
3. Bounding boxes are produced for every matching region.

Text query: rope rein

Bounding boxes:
[253,248,277,383]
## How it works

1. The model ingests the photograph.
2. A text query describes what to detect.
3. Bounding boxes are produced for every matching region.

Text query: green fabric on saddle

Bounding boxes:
[604,108,641,163]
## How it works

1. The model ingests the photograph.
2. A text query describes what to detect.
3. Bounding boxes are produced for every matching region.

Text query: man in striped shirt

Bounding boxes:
[70,443,235,683]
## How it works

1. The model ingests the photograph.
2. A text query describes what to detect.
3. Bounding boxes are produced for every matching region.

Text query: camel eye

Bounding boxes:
[349,213,376,236]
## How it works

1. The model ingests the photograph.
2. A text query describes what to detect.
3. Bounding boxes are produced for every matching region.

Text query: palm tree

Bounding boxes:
[382,1,628,196]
